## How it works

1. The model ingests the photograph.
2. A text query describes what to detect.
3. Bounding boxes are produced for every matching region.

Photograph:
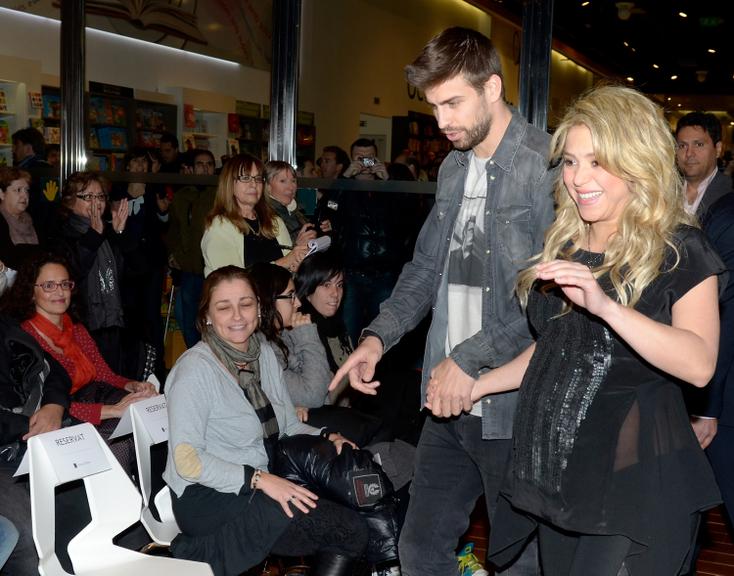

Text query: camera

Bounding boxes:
[360,156,376,168]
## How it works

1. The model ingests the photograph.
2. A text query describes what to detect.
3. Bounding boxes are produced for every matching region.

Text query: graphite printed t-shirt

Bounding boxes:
[446,153,489,416]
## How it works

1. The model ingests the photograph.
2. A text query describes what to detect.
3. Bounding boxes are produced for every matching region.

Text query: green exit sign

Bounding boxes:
[699,16,724,27]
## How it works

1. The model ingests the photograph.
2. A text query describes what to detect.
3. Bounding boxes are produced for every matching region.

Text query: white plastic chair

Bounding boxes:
[29,422,213,576]
[130,399,181,546]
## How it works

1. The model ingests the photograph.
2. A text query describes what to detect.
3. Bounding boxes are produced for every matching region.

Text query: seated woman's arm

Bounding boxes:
[167,357,259,494]
[282,325,333,408]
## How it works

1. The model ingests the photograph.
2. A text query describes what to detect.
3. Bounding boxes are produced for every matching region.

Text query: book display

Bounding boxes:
[87,82,135,171]
[391,110,451,166]
[0,80,21,166]
[135,100,177,148]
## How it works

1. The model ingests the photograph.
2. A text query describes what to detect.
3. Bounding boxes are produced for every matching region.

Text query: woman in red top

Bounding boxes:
[0,252,157,470]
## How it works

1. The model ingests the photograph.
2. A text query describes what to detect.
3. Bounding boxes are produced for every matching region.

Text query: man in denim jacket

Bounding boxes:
[331,28,555,576]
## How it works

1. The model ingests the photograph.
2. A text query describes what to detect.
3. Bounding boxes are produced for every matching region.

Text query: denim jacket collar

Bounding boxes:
[451,107,527,173]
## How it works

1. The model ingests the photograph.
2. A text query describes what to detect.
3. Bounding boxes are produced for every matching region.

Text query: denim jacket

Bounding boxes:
[366,108,556,439]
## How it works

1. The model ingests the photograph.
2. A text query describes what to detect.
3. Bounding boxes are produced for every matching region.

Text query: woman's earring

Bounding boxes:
[205,319,212,326]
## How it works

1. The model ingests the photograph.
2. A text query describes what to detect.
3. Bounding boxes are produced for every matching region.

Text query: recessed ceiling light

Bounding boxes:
[581,1,590,6]
[626,77,634,82]
[679,12,687,18]
[677,103,682,107]
[623,41,629,47]
[708,49,716,54]
[730,121,734,126]
[653,64,659,69]
[667,97,672,101]
[671,75,678,80]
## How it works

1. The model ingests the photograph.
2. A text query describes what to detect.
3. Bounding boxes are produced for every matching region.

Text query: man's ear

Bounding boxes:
[483,74,504,104]
[716,140,723,158]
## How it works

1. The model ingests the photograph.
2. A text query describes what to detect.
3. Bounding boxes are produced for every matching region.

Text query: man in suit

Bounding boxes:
[676,112,734,525]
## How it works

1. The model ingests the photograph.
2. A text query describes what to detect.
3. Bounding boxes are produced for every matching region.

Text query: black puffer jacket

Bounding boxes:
[0,315,71,451]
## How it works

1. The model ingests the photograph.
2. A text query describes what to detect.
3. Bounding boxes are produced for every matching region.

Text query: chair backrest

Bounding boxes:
[131,396,181,545]
[29,423,143,576]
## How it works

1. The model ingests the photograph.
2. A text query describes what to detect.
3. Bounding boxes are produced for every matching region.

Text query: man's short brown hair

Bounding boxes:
[405,27,503,96]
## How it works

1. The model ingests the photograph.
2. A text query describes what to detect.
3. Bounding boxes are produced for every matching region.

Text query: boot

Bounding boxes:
[312,552,356,576]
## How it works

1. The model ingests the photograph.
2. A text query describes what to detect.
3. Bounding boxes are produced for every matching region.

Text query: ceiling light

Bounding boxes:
[677,103,682,107]
[626,77,634,82]
[670,75,678,80]
[730,122,734,126]
[708,49,716,54]
[581,1,590,5]
[652,64,659,69]
[679,12,687,18]
[623,41,629,47]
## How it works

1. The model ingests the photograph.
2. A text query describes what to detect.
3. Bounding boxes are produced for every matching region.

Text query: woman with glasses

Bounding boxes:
[201,154,308,277]
[0,166,40,271]
[264,160,331,245]
[51,171,131,374]
[0,252,157,471]
[248,260,382,447]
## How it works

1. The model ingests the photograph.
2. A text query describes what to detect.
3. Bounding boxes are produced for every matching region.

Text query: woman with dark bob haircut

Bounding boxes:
[163,265,368,576]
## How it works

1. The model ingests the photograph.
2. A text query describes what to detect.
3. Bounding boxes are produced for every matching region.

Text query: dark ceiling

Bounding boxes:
[481,0,734,105]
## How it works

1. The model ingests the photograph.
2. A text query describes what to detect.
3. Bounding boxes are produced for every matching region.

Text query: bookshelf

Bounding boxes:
[40,86,61,148]
[0,80,23,166]
[134,100,177,148]
[87,82,134,172]
[391,111,450,166]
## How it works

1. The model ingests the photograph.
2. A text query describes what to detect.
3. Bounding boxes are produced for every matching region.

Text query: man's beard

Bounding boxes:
[451,110,492,151]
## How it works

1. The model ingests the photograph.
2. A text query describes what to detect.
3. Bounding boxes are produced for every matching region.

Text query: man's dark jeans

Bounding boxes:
[399,415,538,576]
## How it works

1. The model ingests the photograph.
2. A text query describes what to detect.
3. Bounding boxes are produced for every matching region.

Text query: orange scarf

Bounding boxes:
[30,313,97,394]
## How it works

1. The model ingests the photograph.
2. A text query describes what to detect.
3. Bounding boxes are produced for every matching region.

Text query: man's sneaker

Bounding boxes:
[457,542,489,576]
[371,563,401,576]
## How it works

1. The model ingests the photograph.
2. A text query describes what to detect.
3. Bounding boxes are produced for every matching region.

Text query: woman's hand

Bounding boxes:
[327,432,357,454]
[290,309,311,328]
[23,404,65,440]
[287,245,309,271]
[295,224,317,246]
[258,471,318,518]
[319,219,332,233]
[535,260,615,318]
[90,198,104,234]
[100,391,148,419]
[112,198,129,234]
[124,381,158,396]
[295,406,309,422]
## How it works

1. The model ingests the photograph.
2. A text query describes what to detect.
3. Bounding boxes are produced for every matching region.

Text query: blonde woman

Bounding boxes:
[443,86,725,575]
[201,154,308,276]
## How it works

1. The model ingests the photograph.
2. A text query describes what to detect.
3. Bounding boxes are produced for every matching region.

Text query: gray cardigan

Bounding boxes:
[276,324,333,409]
[163,336,319,497]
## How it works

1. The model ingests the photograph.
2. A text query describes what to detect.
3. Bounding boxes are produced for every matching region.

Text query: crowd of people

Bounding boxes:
[1,24,734,576]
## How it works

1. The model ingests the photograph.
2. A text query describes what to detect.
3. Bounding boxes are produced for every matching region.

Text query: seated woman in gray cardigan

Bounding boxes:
[163,266,368,576]
[248,261,383,446]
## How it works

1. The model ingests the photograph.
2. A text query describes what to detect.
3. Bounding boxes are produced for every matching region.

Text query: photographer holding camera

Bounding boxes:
[342,139,389,181]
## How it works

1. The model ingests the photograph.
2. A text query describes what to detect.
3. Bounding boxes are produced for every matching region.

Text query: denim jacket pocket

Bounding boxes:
[496,205,533,264]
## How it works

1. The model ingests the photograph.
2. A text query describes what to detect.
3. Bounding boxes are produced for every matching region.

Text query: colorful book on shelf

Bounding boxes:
[43,94,61,119]
[44,127,61,145]
[227,138,240,155]
[28,91,43,110]
[0,120,9,144]
[0,90,7,113]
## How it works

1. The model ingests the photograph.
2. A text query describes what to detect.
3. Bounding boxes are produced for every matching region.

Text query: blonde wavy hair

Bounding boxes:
[517,85,694,308]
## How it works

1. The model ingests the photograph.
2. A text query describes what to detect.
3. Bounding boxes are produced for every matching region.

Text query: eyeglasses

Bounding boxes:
[235,175,265,184]
[76,193,107,202]
[34,280,75,292]
[274,291,296,301]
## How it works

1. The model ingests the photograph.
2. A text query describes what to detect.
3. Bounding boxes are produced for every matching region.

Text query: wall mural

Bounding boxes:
[0,0,272,69]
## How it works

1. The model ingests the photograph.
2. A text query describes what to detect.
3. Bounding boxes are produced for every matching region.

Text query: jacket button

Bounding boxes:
[485,398,492,405]
[486,249,491,254]
[490,175,496,181]
[485,287,490,292]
